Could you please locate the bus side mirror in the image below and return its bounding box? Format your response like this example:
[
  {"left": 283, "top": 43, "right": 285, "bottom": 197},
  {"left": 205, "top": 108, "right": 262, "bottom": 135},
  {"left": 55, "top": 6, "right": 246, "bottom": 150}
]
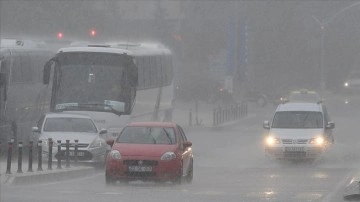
[{"left": 43, "top": 59, "right": 55, "bottom": 85}]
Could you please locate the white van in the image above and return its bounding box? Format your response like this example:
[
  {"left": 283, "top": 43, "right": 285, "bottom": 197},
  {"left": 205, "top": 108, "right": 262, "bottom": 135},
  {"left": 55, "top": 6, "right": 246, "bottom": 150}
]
[{"left": 263, "top": 102, "right": 335, "bottom": 160}]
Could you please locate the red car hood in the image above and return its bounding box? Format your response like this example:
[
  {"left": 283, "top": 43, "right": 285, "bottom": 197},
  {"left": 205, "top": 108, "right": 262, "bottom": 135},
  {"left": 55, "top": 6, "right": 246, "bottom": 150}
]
[{"left": 113, "top": 143, "right": 177, "bottom": 157}]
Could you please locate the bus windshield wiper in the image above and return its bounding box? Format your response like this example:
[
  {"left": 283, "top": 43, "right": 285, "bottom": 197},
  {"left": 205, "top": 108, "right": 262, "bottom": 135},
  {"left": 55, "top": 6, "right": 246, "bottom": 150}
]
[{"left": 79, "top": 103, "right": 122, "bottom": 115}]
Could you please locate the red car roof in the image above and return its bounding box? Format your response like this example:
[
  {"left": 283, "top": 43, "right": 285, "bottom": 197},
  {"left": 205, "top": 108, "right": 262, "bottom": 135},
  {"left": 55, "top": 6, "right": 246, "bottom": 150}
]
[{"left": 127, "top": 122, "right": 177, "bottom": 128}]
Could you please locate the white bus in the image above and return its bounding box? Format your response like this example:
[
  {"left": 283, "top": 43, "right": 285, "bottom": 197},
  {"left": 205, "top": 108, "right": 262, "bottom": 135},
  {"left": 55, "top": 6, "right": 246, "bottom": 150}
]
[
  {"left": 0, "top": 39, "right": 54, "bottom": 144},
  {"left": 43, "top": 42, "right": 174, "bottom": 138}
]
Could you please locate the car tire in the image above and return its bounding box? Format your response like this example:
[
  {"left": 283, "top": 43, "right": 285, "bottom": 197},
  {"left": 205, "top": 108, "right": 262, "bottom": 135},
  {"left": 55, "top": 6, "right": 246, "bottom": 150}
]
[
  {"left": 185, "top": 159, "right": 193, "bottom": 183},
  {"left": 105, "top": 173, "right": 115, "bottom": 185},
  {"left": 174, "top": 162, "right": 183, "bottom": 185}
]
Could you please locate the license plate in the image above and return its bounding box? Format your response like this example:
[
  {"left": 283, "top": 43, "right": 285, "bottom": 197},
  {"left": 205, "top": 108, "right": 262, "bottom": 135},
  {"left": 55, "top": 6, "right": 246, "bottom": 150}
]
[
  {"left": 285, "top": 147, "right": 304, "bottom": 152},
  {"left": 128, "top": 166, "right": 152, "bottom": 172},
  {"left": 68, "top": 151, "right": 85, "bottom": 156}
]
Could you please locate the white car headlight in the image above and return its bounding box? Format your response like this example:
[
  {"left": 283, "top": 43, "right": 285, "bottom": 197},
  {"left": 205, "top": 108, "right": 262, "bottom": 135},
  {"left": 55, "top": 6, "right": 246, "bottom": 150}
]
[
  {"left": 265, "top": 136, "right": 280, "bottom": 146},
  {"left": 160, "top": 152, "right": 176, "bottom": 161},
  {"left": 110, "top": 150, "right": 121, "bottom": 160},
  {"left": 41, "top": 139, "right": 58, "bottom": 147},
  {"left": 310, "top": 136, "right": 325, "bottom": 146},
  {"left": 89, "top": 137, "right": 105, "bottom": 149},
  {"left": 344, "top": 82, "right": 349, "bottom": 87}
]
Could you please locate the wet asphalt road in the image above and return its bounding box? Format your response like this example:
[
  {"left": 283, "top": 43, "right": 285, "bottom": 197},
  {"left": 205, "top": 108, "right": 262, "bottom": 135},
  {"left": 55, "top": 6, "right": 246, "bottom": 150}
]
[{"left": 2, "top": 94, "right": 360, "bottom": 202}]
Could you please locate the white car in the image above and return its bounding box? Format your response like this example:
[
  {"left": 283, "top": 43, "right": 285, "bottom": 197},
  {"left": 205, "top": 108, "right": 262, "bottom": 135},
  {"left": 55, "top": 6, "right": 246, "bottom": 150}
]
[
  {"left": 263, "top": 102, "right": 334, "bottom": 160},
  {"left": 287, "top": 89, "right": 322, "bottom": 103},
  {"left": 343, "top": 71, "right": 360, "bottom": 93},
  {"left": 32, "top": 113, "right": 110, "bottom": 164}
]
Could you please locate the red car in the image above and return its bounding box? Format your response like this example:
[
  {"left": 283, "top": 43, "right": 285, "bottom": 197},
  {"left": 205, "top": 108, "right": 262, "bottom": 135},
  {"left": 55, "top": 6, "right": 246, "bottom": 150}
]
[{"left": 105, "top": 122, "right": 193, "bottom": 184}]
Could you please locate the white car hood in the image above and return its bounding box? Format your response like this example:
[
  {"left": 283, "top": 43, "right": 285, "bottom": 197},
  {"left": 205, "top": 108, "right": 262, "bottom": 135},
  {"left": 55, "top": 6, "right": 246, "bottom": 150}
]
[
  {"left": 40, "top": 132, "right": 98, "bottom": 144},
  {"left": 269, "top": 128, "right": 323, "bottom": 139}
]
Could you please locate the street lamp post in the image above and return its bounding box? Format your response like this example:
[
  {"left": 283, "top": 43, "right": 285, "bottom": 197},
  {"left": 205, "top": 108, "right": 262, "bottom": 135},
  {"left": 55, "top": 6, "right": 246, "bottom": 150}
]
[
  {"left": 320, "top": 25, "right": 325, "bottom": 91},
  {"left": 312, "top": 2, "right": 360, "bottom": 92}
]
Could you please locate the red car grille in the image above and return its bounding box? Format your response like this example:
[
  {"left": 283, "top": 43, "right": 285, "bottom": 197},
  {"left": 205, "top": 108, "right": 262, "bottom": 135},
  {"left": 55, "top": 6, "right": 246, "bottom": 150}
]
[{"left": 123, "top": 160, "right": 158, "bottom": 166}]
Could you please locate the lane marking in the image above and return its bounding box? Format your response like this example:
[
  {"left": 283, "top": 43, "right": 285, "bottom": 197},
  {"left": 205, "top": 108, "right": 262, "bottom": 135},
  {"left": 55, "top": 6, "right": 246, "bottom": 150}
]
[{"left": 97, "top": 192, "right": 123, "bottom": 195}]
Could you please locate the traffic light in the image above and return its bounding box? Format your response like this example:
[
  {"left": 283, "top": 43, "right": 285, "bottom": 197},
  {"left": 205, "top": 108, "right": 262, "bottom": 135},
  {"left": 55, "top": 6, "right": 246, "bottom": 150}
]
[
  {"left": 57, "top": 32, "right": 63, "bottom": 39},
  {"left": 90, "top": 29, "right": 96, "bottom": 37}
]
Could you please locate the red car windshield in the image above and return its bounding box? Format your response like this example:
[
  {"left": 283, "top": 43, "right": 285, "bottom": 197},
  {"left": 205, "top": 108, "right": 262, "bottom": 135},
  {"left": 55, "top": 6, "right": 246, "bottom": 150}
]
[{"left": 117, "top": 126, "right": 177, "bottom": 145}]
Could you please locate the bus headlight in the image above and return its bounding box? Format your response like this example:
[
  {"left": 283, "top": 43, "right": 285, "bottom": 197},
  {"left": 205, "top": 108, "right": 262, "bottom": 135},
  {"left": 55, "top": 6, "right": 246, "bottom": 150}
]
[
  {"left": 265, "top": 136, "right": 280, "bottom": 146},
  {"left": 310, "top": 136, "right": 325, "bottom": 146}
]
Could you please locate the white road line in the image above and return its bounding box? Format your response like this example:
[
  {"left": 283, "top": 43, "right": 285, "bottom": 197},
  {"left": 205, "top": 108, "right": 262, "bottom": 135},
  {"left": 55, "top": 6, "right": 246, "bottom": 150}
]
[{"left": 97, "top": 192, "right": 123, "bottom": 195}]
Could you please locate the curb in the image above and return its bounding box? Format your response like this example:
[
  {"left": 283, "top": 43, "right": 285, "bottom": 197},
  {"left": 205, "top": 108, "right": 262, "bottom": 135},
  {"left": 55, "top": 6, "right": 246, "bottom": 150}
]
[
  {"left": 1, "top": 166, "right": 96, "bottom": 186},
  {"left": 343, "top": 170, "right": 360, "bottom": 200}
]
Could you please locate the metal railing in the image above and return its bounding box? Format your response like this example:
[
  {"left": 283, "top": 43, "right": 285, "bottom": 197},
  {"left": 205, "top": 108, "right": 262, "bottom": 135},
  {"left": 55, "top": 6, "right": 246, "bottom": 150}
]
[
  {"left": 213, "top": 102, "right": 248, "bottom": 126},
  {"left": 1, "top": 139, "right": 81, "bottom": 174}
]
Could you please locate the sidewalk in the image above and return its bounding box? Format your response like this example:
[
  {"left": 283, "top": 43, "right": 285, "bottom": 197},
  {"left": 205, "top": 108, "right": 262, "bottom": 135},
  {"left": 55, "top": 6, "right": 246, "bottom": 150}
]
[{"left": 0, "top": 157, "right": 96, "bottom": 185}]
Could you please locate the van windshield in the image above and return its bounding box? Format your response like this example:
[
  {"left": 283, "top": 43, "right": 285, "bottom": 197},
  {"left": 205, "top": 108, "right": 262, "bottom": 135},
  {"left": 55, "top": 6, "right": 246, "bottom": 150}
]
[{"left": 272, "top": 111, "right": 323, "bottom": 129}]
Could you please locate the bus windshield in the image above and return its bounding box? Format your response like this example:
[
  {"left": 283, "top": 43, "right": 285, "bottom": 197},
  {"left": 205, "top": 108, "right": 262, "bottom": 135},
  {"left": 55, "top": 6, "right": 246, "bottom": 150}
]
[{"left": 55, "top": 52, "right": 133, "bottom": 114}]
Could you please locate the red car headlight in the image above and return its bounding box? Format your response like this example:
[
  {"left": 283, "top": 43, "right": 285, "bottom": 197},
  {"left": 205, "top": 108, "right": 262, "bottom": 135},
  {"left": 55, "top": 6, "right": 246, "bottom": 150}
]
[
  {"left": 110, "top": 150, "right": 121, "bottom": 160},
  {"left": 160, "top": 152, "right": 176, "bottom": 161}
]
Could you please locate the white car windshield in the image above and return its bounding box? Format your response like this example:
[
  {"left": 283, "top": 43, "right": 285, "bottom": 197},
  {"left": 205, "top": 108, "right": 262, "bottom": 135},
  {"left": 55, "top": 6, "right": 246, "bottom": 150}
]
[
  {"left": 44, "top": 117, "right": 98, "bottom": 133},
  {"left": 272, "top": 111, "right": 323, "bottom": 129}
]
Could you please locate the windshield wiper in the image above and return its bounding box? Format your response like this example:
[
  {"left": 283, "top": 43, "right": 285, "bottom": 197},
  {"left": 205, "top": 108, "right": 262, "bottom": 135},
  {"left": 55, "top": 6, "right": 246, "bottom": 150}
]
[
  {"left": 162, "top": 128, "right": 173, "bottom": 144},
  {"left": 81, "top": 103, "right": 123, "bottom": 115}
]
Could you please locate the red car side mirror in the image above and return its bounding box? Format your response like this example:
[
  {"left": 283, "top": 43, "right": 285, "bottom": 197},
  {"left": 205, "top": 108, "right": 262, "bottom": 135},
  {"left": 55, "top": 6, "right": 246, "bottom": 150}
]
[
  {"left": 106, "top": 139, "right": 115, "bottom": 147},
  {"left": 183, "top": 141, "right": 192, "bottom": 148}
]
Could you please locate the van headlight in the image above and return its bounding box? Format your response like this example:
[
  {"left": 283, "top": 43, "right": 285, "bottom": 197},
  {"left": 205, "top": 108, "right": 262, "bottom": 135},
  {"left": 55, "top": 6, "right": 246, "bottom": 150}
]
[
  {"left": 310, "top": 136, "right": 325, "bottom": 146},
  {"left": 265, "top": 136, "right": 280, "bottom": 146}
]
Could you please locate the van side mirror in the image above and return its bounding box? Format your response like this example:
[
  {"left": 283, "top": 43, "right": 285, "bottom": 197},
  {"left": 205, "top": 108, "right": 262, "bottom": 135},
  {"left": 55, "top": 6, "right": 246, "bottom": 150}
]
[
  {"left": 263, "top": 121, "right": 270, "bottom": 129},
  {"left": 326, "top": 122, "right": 335, "bottom": 129}
]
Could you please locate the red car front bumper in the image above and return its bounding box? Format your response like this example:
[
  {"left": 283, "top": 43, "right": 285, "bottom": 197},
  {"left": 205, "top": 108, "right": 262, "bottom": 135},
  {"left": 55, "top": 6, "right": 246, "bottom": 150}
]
[{"left": 106, "top": 156, "right": 181, "bottom": 181}]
